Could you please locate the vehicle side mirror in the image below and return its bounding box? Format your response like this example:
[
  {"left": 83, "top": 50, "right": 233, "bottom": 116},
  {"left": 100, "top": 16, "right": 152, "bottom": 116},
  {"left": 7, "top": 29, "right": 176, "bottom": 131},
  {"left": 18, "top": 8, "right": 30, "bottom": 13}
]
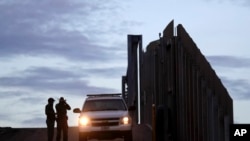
[
  {"left": 73, "top": 108, "right": 81, "bottom": 113},
  {"left": 128, "top": 106, "right": 136, "bottom": 111}
]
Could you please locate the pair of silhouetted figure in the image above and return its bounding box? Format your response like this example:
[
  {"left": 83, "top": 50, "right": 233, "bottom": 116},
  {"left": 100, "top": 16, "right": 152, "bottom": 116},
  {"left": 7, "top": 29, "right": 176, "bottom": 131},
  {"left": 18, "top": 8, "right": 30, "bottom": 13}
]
[{"left": 45, "top": 97, "right": 71, "bottom": 141}]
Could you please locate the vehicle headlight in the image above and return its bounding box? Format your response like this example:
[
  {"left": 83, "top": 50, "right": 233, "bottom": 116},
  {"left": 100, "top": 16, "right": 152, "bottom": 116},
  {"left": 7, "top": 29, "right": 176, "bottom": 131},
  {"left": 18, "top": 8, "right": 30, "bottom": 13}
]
[
  {"left": 79, "top": 116, "right": 90, "bottom": 126},
  {"left": 120, "top": 116, "right": 131, "bottom": 125}
]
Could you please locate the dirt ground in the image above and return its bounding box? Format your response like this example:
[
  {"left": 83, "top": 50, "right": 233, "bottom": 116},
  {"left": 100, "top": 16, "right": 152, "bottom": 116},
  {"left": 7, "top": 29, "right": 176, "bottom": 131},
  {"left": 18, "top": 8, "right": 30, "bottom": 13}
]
[{"left": 0, "top": 124, "right": 151, "bottom": 141}]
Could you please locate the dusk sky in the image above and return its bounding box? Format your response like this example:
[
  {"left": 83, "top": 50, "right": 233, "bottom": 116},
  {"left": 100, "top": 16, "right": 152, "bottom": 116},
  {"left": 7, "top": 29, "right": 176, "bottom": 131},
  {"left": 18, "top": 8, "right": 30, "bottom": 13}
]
[{"left": 0, "top": 0, "right": 250, "bottom": 127}]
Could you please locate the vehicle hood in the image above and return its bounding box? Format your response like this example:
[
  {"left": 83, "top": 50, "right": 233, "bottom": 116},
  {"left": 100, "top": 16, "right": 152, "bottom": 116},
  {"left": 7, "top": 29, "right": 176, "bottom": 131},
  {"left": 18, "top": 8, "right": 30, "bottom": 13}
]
[{"left": 80, "top": 110, "right": 129, "bottom": 119}]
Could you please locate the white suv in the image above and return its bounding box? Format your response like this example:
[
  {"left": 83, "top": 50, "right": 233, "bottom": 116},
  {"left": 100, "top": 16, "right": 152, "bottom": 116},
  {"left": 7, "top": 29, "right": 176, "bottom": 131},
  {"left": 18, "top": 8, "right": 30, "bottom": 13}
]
[{"left": 73, "top": 94, "right": 133, "bottom": 141}]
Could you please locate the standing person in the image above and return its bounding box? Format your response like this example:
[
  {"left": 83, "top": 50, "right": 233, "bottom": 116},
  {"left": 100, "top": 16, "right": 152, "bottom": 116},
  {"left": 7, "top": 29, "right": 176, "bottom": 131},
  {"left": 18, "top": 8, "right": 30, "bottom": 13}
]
[
  {"left": 56, "top": 97, "right": 71, "bottom": 141},
  {"left": 45, "top": 97, "right": 56, "bottom": 141}
]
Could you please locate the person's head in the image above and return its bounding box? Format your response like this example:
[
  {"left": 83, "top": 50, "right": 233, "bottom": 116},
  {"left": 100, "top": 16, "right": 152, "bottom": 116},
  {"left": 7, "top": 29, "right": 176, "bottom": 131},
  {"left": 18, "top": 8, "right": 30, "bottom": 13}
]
[
  {"left": 59, "top": 97, "right": 66, "bottom": 103},
  {"left": 48, "top": 97, "right": 55, "bottom": 104}
]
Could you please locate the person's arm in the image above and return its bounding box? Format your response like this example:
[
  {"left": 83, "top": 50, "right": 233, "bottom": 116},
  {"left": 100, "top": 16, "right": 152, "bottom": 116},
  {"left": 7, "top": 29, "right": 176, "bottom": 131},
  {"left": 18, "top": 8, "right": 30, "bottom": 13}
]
[
  {"left": 45, "top": 105, "right": 52, "bottom": 115},
  {"left": 45, "top": 105, "right": 48, "bottom": 115},
  {"left": 65, "top": 102, "right": 71, "bottom": 110}
]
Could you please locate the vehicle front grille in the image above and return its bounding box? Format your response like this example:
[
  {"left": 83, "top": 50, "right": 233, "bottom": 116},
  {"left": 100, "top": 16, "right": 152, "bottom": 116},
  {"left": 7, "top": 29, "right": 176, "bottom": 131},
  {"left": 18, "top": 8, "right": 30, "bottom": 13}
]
[
  {"left": 91, "top": 118, "right": 120, "bottom": 127},
  {"left": 92, "top": 117, "right": 119, "bottom": 121},
  {"left": 92, "top": 122, "right": 119, "bottom": 126}
]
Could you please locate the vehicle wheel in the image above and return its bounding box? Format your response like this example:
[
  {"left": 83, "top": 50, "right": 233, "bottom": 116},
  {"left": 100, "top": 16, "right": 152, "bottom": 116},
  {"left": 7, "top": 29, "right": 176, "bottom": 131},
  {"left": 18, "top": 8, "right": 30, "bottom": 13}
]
[
  {"left": 79, "top": 133, "right": 87, "bottom": 141},
  {"left": 124, "top": 131, "right": 133, "bottom": 141}
]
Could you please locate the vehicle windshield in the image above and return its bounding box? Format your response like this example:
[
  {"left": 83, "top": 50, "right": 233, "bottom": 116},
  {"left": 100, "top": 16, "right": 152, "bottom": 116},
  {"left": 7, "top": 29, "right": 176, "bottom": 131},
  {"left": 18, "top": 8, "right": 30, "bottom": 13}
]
[{"left": 82, "top": 99, "right": 127, "bottom": 112}]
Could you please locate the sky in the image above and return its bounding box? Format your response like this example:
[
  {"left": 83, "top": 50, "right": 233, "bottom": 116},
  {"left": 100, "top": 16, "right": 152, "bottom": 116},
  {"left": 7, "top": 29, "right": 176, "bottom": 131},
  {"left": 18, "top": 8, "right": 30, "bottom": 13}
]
[{"left": 0, "top": 0, "right": 250, "bottom": 128}]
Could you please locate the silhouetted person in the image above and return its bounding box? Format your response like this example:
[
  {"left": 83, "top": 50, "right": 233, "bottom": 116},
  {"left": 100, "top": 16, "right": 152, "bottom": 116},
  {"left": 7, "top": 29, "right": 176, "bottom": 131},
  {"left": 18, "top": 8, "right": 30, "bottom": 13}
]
[
  {"left": 45, "top": 98, "right": 56, "bottom": 141},
  {"left": 56, "top": 97, "right": 71, "bottom": 141}
]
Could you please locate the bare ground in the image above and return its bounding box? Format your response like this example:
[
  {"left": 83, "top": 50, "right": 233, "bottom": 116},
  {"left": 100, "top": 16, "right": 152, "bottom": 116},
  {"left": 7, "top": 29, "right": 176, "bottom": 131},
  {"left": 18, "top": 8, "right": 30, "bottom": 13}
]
[{"left": 0, "top": 124, "right": 151, "bottom": 141}]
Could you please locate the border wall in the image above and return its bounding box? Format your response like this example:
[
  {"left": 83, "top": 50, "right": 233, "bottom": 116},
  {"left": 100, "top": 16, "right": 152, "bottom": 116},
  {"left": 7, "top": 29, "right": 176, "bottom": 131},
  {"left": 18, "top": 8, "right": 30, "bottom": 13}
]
[{"left": 122, "top": 20, "right": 233, "bottom": 141}]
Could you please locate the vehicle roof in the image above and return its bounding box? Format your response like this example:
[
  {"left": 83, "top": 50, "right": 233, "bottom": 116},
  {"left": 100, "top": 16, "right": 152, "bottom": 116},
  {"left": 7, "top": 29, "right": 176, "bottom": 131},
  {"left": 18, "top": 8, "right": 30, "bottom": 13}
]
[
  {"left": 85, "top": 94, "right": 123, "bottom": 101},
  {"left": 86, "top": 96, "right": 123, "bottom": 100}
]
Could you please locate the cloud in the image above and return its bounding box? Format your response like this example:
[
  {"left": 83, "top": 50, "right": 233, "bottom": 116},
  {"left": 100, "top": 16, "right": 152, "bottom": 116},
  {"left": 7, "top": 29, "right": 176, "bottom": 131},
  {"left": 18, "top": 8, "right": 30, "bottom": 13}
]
[
  {"left": 0, "top": 0, "right": 135, "bottom": 128},
  {"left": 22, "top": 117, "right": 45, "bottom": 127},
  {"left": 0, "top": 0, "right": 129, "bottom": 62},
  {"left": 203, "top": 0, "right": 250, "bottom": 7},
  {"left": 0, "top": 1, "right": 130, "bottom": 103},
  {"left": 206, "top": 55, "right": 250, "bottom": 68},
  {"left": 205, "top": 56, "right": 250, "bottom": 100},
  {"left": 231, "top": 0, "right": 250, "bottom": 6},
  {"left": 0, "top": 92, "right": 46, "bottom": 127},
  {"left": 220, "top": 77, "right": 250, "bottom": 100},
  {"left": 0, "top": 65, "right": 123, "bottom": 128},
  {"left": 0, "top": 67, "right": 118, "bottom": 95},
  {"left": 83, "top": 67, "right": 126, "bottom": 78}
]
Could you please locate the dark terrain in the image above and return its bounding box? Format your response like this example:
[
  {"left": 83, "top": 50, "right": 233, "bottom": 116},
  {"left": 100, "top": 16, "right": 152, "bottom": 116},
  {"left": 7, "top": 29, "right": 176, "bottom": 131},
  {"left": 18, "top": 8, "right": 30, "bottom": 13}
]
[{"left": 0, "top": 124, "right": 151, "bottom": 141}]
